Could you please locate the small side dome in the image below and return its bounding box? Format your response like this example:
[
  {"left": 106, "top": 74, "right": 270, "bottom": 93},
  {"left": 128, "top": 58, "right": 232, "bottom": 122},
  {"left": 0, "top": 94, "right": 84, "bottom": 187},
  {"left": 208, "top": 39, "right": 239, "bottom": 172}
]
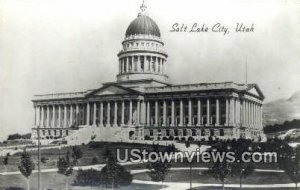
[{"left": 125, "top": 15, "right": 161, "bottom": 37}]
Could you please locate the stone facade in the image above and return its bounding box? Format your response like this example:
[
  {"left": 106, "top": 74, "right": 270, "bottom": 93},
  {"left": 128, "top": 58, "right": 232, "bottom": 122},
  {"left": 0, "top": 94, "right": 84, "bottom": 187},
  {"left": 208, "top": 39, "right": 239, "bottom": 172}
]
[{"left": 31, "top": 2, "right": 265, "bottom": 143}]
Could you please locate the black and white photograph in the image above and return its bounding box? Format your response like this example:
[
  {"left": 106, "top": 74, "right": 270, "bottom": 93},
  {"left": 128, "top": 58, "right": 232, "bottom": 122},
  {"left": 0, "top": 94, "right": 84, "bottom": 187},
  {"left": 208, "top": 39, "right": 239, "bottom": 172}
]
[{"left": 0, "top": 0, "right": 300, "bottom": 189}]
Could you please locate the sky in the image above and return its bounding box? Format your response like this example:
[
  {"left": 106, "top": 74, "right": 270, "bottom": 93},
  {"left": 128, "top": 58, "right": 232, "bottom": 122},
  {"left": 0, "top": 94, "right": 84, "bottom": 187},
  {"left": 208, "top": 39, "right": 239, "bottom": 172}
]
[{"left": 0, "top": 0, "right": 299, "bottom": 141}]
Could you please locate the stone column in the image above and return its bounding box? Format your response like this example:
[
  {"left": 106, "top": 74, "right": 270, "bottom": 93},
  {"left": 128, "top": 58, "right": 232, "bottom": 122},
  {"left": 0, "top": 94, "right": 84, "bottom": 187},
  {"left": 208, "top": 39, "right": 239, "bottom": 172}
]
[
  {"left": 248, "top": 102, "right": 251, "bottom": 127},
  {"left": 136, "top": 100, "right": 140, "bottom": 125},
  {"left": 162, "top": 59, "right": 164, "bottom": 74},
  {"left": 52, "top": 105, "right": 55, "bottom": 128},
  {"left": 46, "top": 105, "right": 50, "bottom": 127},
  {"left": 129, "top": 100, "right": 132, "bottom": 125},
  {"left": 179, "top": 100, "right": 183, "bottom": 126},
  {"left": 163, "top": 100, "right": 167, "bottom": 126},
  {"left": 114, "top": 101, "right": 118, "bottom": 126},
  {"left": 34, "top": 106, "right": 37, "bottom": 126},
  {"left": 137, "top": 56, "right": 140, "bottom": 72},
  {"left": 64, "top": 105, "right": 67, "bottom": 128},
  {"left": 146, "top": 101, "right": 150, "bottom": 125},
  {"left": 256, "top": 104, "right": 259, "bottom": 128},
  {"left": 36, "top": 106, "right": 40, "bottom": 127},
  {"left": 253, "top": 103, "right": 256, "bottom": 127},
  {"left": 188, "top": 99, "right": 192, "bottom": 126},
  {"left": 171, "top": 100, "right": 175, "bottom": 126},
  {"left": 256, "top": 103, "right": 258, "bottom": 127},
  {"left": 141, "top": 101, "right": 146, "bottom": 124},
  {"left": 93, "top": 102, "right": 97, "bottom": 125},
  {"left": 70, "top": 105, "right": 73, "bottom": 127},
  {"left": 225, "top": 98, "right": 229, "bottom": 125},
  {"left": 155, "top": 100, "right": 158, "bottom": 126},
  {"left": 255, "top": 103, "right": 257, "bottom": 127},
  {"left": 229, "top": 98, "right": 235, "bottom": 125},
  {"left": 216, "top": 99, "right": 220, "bottom": 125},
  {"left": 107, "top": 102, "right": 111, "bottom": 126},
  {"left": 41, "top": 106, "right": 44, "bottom": 127},
  {"left": 126, "top": 57, "right": 129, "bottom": 72},
  {"left": 76, "top": 104, "right": 79, "bottom": 126},
  {"left": 249, "top": 102, "right": 252, "bottom": 127},
  {"left": 58, "top": 105, "right": 61, "bottom": 128},
  {"left": 197, "top": 99, "right": 201, "bottom": 126},
  {"left": 242, "top": 100, "right": 245, "bottom": 126},
  {"left": 121, "top": 101, "right": 125, "bottom": 125},
  {"left": 246, "top": 100, "right": 249, "bottom": 127},
  {"left": 250, "top": 101, "right": 253, "bottom": 127},
  {"left": 100, "top": 102, "right": 103, "bottom": 126},
  {"left": 86, "top": 102, "right": 90, "bottom": 125},
  {"left": 260, "top": 105, "right": 263, "bottom": 129},
  {"left": 252, "top": 102, "right": 255, "bottom": 127},
  {"left": 206, "top": 99, "right": 210, "bottom": 125},
  {"left": 237, "top": 99, "right": 240, "bottom": 124}
]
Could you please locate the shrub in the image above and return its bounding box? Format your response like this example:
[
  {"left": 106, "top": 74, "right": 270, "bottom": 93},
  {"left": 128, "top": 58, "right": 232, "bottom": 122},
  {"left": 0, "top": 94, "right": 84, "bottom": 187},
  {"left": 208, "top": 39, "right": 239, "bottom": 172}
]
[
  {"left": 91, "top": 156, "right": 99, "bottom": 165},
  {"left": 41, "top": 157, "right": 48, "bottom": 164},
  {"left": 185, "top": 141, "right": 190, "bottom": 148},
  {"left": 74, "top": 169, "right": 102, "bottom": 186}
]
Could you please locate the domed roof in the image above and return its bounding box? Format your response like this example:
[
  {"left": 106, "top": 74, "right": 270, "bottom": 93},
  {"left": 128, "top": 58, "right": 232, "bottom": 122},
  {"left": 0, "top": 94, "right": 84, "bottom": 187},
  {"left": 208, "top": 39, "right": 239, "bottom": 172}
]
[{"left": 125, "top": 15, "right": 161, "bottom": 37}]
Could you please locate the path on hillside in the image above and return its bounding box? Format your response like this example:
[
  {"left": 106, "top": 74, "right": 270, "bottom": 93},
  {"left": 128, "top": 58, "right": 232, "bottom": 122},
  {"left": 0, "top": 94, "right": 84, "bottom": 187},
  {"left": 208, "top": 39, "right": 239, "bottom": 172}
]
[{"left": 0, "top": 165, "right": 285, "bottom": 176}]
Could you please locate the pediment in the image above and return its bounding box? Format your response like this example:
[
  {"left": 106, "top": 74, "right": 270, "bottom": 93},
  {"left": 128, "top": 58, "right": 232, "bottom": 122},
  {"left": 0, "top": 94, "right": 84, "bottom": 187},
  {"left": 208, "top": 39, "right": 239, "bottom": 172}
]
[
  {"left": 246, "top": 84, "right": 265, "bottom": 99},
  {"left": 248, "top": 87, "right": 260, "bottom": 97},
  {"left": 86, "top": 84, "right": 139, "bottom": 97}
]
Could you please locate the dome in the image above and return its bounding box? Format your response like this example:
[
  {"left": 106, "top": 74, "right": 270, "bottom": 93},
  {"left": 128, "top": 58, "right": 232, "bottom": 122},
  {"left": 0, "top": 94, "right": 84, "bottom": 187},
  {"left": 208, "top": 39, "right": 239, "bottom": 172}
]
[{"left": 125, "top": 15, "right": 161, "bottom": 37}]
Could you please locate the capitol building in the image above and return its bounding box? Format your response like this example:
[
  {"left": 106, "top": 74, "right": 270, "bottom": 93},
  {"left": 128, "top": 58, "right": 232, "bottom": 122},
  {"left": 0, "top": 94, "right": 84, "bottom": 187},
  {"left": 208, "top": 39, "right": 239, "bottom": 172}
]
[{"left": 32, "top": 2, "right": 264, "bottom": 144}]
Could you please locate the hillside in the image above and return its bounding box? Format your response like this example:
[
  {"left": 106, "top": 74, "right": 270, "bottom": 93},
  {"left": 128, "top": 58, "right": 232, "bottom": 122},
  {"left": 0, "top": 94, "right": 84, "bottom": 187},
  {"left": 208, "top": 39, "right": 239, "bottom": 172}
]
[{"left": 263, "top": 91, "right": 300, "bottom": 126}]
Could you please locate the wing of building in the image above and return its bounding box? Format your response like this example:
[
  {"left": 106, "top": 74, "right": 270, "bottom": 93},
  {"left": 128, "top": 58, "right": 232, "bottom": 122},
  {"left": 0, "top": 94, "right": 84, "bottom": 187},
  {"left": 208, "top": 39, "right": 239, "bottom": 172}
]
[{"left": 31, "top": 2, "right": 265, "bottom": 145}]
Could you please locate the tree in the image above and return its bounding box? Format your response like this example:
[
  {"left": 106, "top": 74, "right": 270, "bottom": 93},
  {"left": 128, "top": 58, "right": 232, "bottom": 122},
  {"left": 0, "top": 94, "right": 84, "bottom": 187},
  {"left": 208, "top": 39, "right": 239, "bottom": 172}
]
[
  {"left": 147, "top": 158, "right": 171, "bottom": 184},
  {"left": 57, "top": 151, "right": 73, "bottom": 190},
  {"left": 3, "top": 153, "right": 9, "bottom": 173},
  {"left": 18, "top": 150, "right": 35, "bottom": 190},
  {"left": 206, "top": 160, "right": 231, "bottom": 190},
  {"left": 100, "top": 149, "right": 132, "bottom": 189},
  {"left": 281, "top": 146, "right": 300, "bottom": 189},
  {"left": 204, "top": 141, "right": 232, "bottom": 190},
  {"left": 71, "top": 146, "right": 83, "bottom": 166},
  {"left": 230, "top": 139, "right": 255, "bottom": 189}
]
